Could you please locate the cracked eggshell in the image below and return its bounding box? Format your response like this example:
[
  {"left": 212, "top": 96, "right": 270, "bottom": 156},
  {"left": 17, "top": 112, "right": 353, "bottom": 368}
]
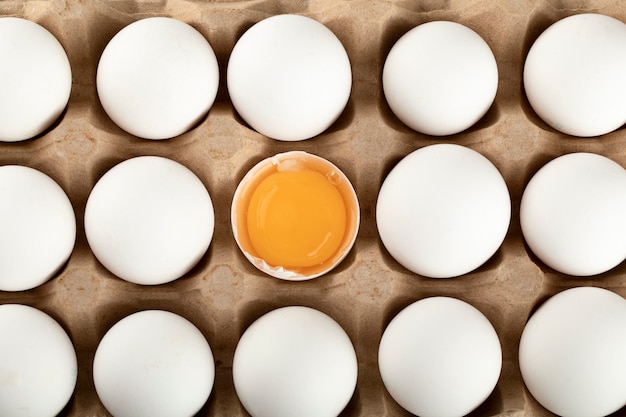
[{"left": 231, "top": 151, "right": 359, "bottom": 280}]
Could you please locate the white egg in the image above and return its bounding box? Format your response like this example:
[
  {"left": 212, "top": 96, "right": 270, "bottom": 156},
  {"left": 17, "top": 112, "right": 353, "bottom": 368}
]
[
  {"left": 520, "top": 153, "right": 626, "bottom": 276},
  {"left": 227, "top": 14, "right": 352, "bottom": 141},
  {"left": 84, "top": 156, "right": 214, "bottom": 285},
  {"left": 0, "top": 304, "right": 77, "bottom": 417},
  {"left": 0, "top": 165, "right": 76, "bottom": 291},
  {"left": 93, "top": 310, "right": 215, "bottom": 417},
  {"left": 0, "top": 17, "right": 72, "bottom": 142},
  {"left": 376, "top": 144, "right": 511, "bottom": 278},
  {"left": 519, "top": 287, "right": 626, "bottom": 417},
  {"left": 523, "top": 13, "right": 626, "bottom": 137},
  {"left": 233, "top": 306, "right": 358, "bottom": 417},
  {"left": 379, "top": 297, "right": 502, "bottom": 417},
  {"left": 383, "top": 20, "right": 498, "bottom": 136},
  {"left": 97, "top": 17, "right": 219, "bottom": 140}
]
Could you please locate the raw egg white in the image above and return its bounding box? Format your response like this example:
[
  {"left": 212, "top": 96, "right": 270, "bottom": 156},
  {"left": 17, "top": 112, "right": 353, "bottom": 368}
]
[
  {"left": 376, "top": 144, "right": 510, "bottom": 278},
  {"left": 97, "top": 17, "right": 219, "bottom": 140},
  {"left": 231, "top": 151, "right": 359, "bottom": 280},
  {"left": 0, "top": 165, "right": 76, "bottom": 291},
  {"left": 0, "top": 304, "right": 77, "bottom": 417},
  {"left": 0, "top": 17, "right": 72, "bottom": 142},
  {"left": 227, "top": 14, "right": 352, "bottom": 141},
  {"left": 233, "top": 306, "right": 357, "bottom": 417},
  {"left": 379, "top": 297, "right": 502, "bottom": 417},
  {"left": 524, "top": 13, "right": 626, "bottom": 137},
  {"left": 383, "top": 21, "right": 498, "bottom": 136},
  {"left": 84, "top": 156, "right": 214, "bottom": 285},
  {"left": 519, "top": 287, "right": 626, "bottom": 417},
  {"left": 93, "top": 310, "right": 215, "bottom": 417},
  {"left": 520, "top": 153, "right": 626, "bottom": 276}
]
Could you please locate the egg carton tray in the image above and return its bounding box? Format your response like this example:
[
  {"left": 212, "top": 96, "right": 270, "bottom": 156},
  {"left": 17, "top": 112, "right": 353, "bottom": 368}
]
[{"left": 1, "top": 0, "right": 626, "bottom": 416}]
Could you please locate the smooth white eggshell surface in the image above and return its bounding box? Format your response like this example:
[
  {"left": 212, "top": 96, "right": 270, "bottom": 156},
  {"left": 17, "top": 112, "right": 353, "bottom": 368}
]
[
  {"left": 0, "top": 304, "right": 77, "bottom": 417},
  {"left": 376, "top": 144, "right": 511, "bottom": 278},
  {"left": 383, "top": 20, "right": 498, "bottom": 136},
  {"left": 97, "top": 17, "right": 219, "bottom": 140},
  {"left": 523, "top": 13, "right": 626, "bottom": 137},
  {"left": 84, "top": 156, "right": 214, "bottom": 285},
  {"left": 519, "top": 287, "right": 626, "bottom": 417},
  {"left": 379, "top": 297, "right": 502, "bottom": 417},
  {"left": 520, "top": 153, "right": 626, "bottom": 276},
  {"left": 227, "top": 14, "right": 352, "bottom": 141},
  {"left": 93, "top": 310, "right": 215, "bottom": 417},
  {"left": 0, "top": 165, "right": 76, "bottom": 291},
  {"left": 0, "top": 17, "right": 72, "bottom": 142},
  {"left": 233, "top": 306, "right": 358, "bottom": 417}
]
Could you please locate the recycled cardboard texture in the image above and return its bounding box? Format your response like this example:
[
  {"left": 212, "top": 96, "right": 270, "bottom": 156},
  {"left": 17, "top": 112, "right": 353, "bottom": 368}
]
[{"left": 1, "top": 0, "right": 625, "bottom": 416}]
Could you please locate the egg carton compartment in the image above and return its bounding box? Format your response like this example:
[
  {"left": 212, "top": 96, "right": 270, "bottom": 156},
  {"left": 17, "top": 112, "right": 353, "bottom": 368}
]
[{"left": 1, "top": 0, "right": 626, "bottom": 416}]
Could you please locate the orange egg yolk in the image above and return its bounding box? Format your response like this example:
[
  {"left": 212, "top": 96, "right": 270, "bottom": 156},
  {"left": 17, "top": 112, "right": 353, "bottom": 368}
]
[{"left": 246, "top": 169, "right": 347, "bottom": 269}]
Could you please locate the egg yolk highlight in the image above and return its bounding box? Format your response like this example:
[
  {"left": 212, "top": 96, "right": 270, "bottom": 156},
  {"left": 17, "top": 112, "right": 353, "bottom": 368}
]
[{"left": 246, "top": 169, "right": 347, "bottom": 269}]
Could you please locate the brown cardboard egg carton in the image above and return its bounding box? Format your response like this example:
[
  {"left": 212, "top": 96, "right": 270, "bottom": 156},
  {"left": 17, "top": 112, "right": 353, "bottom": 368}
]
[{"left": 1, "top": 1, "right": 625, "bottom": 416}]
